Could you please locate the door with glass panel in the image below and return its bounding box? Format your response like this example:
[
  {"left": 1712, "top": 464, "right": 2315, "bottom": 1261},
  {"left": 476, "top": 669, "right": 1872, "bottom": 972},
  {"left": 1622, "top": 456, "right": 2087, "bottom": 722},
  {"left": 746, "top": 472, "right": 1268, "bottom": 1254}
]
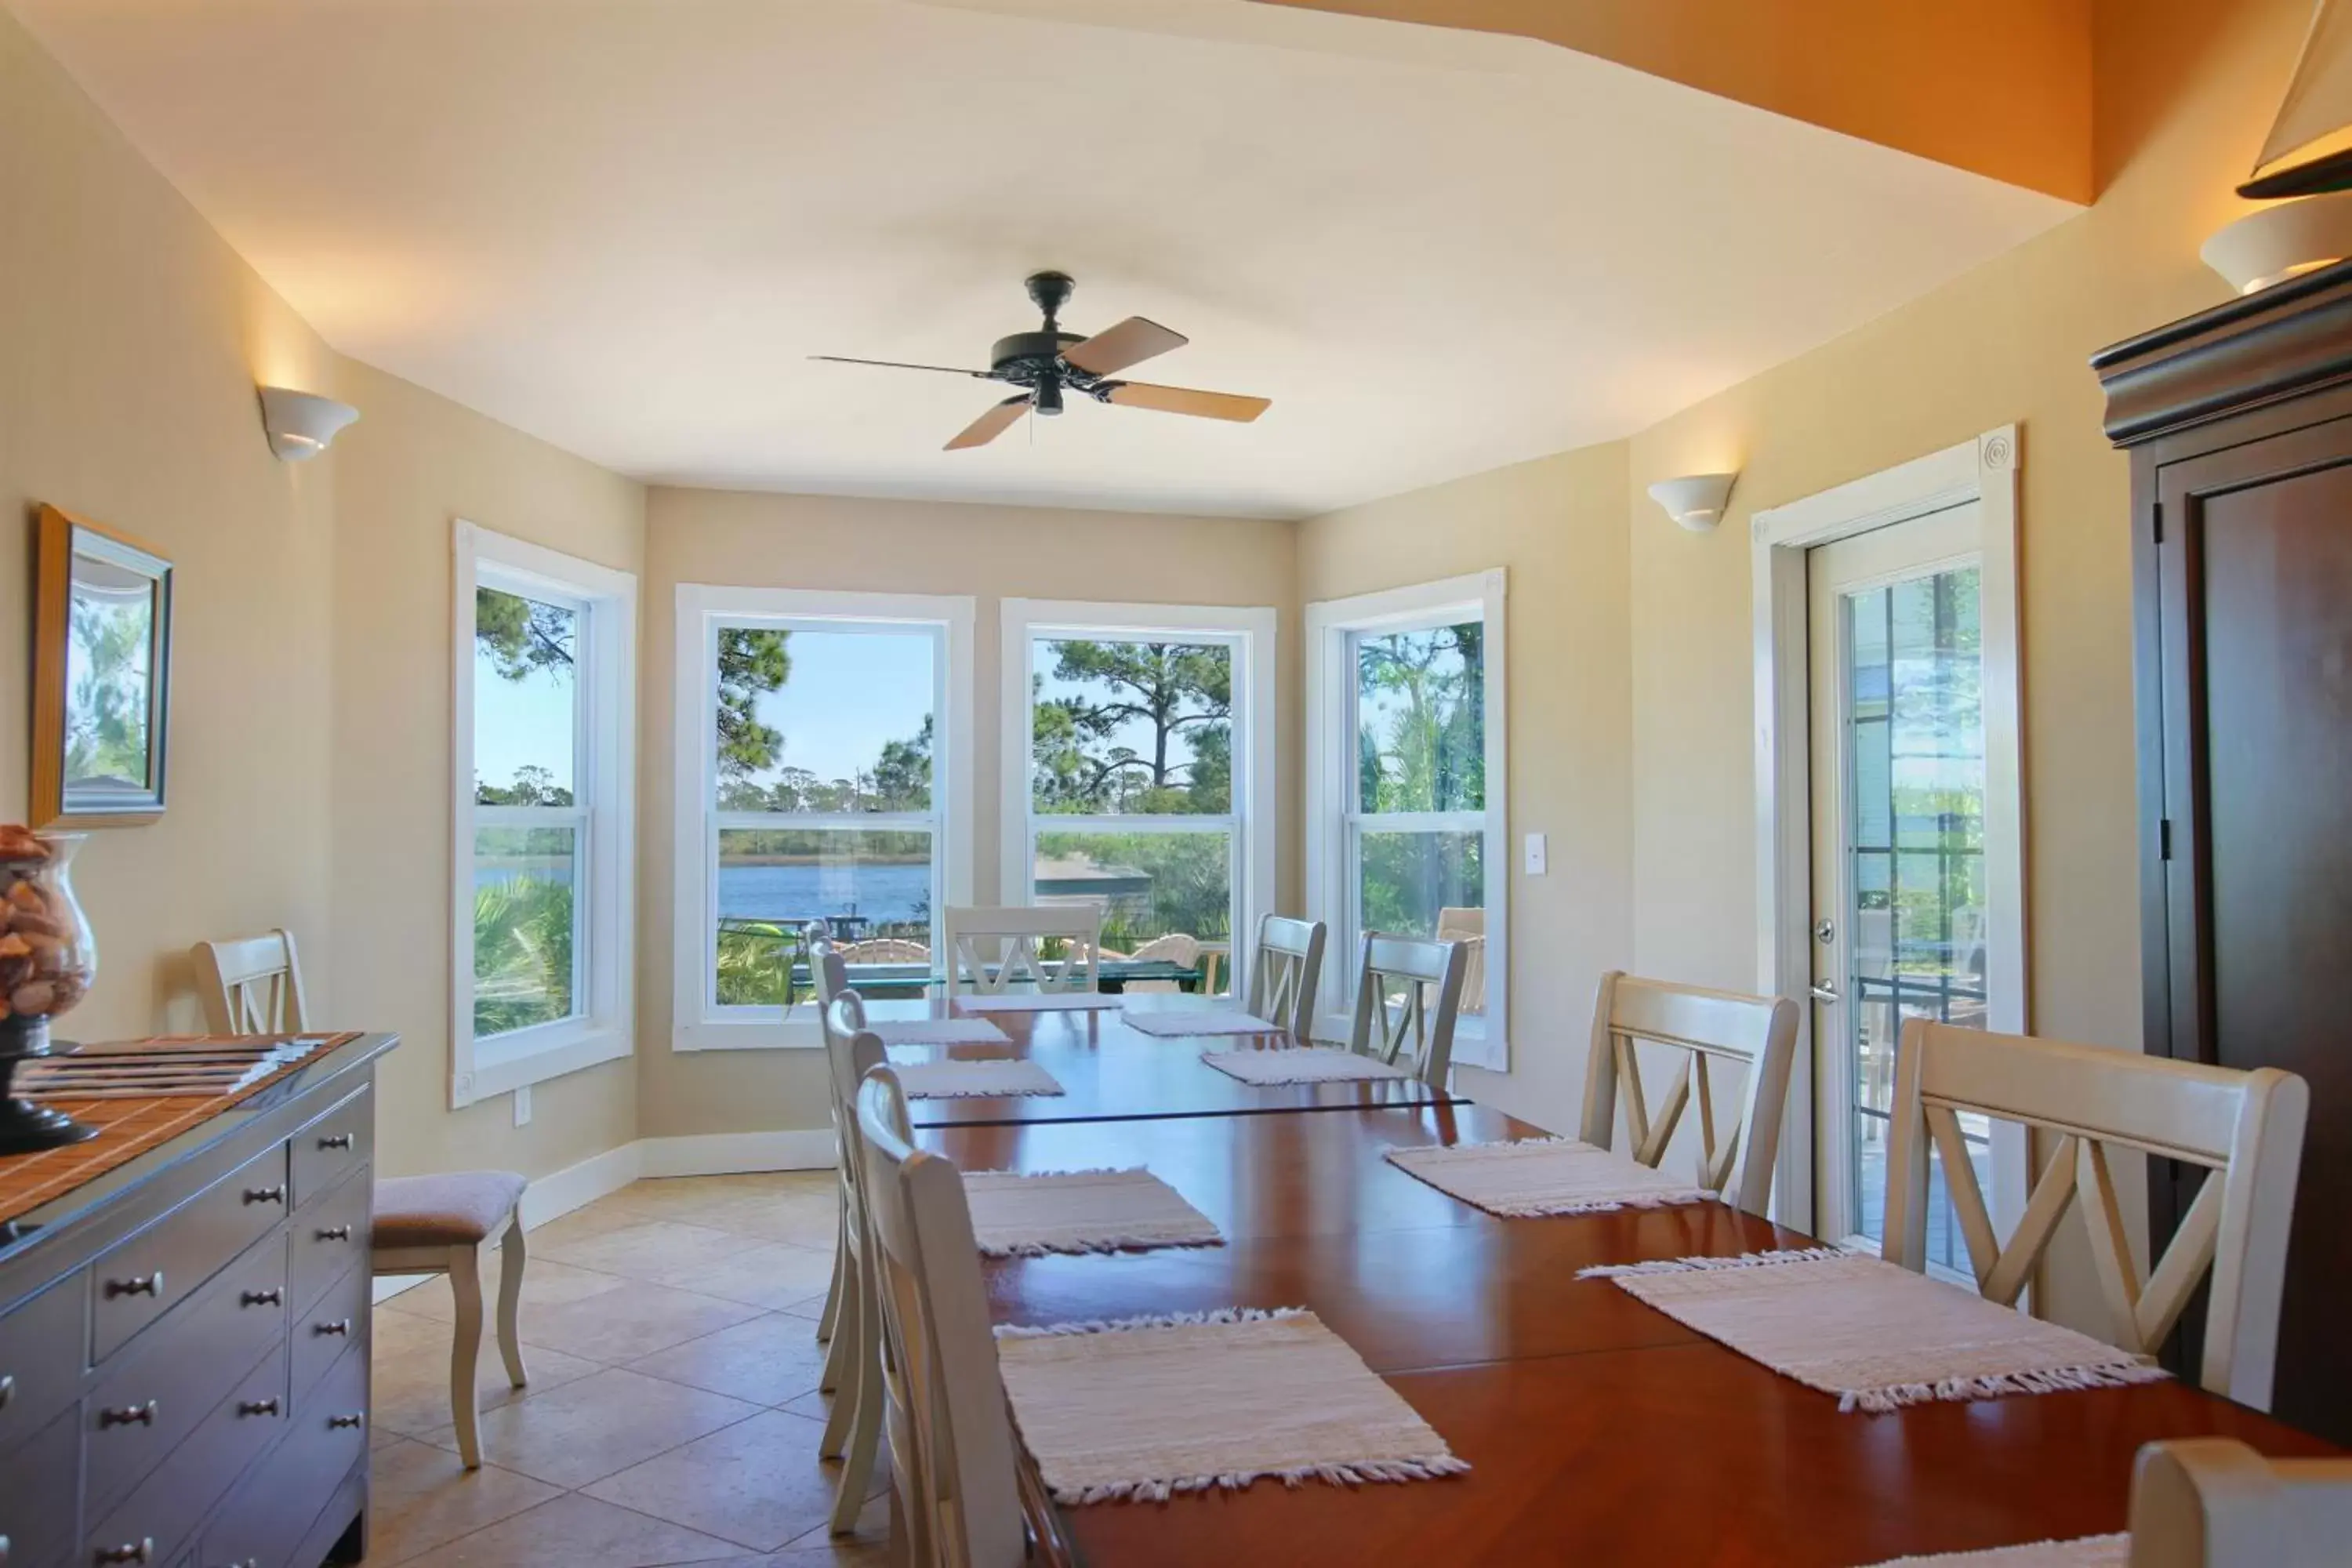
[{"left": 1806, "top": 505, "right": 1989, "bottom": 1258}]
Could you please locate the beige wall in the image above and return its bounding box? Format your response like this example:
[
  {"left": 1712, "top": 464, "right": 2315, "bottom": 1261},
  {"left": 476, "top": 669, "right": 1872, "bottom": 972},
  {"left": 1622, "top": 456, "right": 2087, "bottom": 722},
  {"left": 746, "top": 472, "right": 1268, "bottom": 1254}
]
[
  {"left": 1297, "top": 445, "right": 1632, "bottom": 1133},
  {"left": 637, "top": 486, "right": 1300, "bottom": 1138}
]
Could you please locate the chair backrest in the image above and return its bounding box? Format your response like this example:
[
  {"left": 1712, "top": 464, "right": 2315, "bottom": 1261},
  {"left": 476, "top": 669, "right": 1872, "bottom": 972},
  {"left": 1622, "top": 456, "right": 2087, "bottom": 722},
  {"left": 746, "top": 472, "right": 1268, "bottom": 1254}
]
[
  {"left": 1578, "top": 971, "right": 1800, "bottom": 1219},
  {"left": 191, "top": 929, "right": 310, "bottom": 1033},
  {"left": 2129, "top": 1438, "right": 2352, "bottom": 1567},
  {"left": 1245, "top": 915, "right": 1326, "bottom": 1039},
  {"left": 1436, "top": 907, "right": 1487, "bottom": 1016},
  {"left": 1127, "top": 932, "right": 1200, "bottom": 967},
  {"left": 942, "top": 905, "right": 1102, "bottom": 996},
  {"left": 1345, "top": 933, "right": 1465, "bottom": 1087},
  {"left": 856, "top": 1069, "right": 1029, "bottom": 1568},
  {"left": 839, "top": 938, "right": 934, "bottom": 964},
  {"left": 821, "top": 990, "right": 884, "bottom": 1181},
  {"left": 1882, "top": 1018, "right": 2309, "bottom": 1410}
]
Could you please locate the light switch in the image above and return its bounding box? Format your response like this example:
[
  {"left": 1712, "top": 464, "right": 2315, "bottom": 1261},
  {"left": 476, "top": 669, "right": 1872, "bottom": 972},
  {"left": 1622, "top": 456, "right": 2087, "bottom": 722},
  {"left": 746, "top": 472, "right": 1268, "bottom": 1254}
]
[
  {"left": 1523, "top": 833, "right": 1548, "bottom": 876},
  {"left": 514, "top": 1084, "right": 532, "bottom": 1127}
]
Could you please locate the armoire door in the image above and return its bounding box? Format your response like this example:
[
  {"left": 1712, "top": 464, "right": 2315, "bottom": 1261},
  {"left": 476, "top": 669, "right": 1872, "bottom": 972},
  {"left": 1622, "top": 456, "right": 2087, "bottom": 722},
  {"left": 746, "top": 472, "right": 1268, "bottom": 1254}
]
[{"left": 2153, "top": 413, "right": 2352, "bottom": 1443}]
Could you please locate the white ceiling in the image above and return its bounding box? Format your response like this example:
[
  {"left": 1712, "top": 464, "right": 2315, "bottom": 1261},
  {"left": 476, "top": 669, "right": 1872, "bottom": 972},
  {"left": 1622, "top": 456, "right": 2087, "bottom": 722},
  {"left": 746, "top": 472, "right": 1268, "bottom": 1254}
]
[{"left": 13, "top": 0, "right": 2078, "bottom": 519}]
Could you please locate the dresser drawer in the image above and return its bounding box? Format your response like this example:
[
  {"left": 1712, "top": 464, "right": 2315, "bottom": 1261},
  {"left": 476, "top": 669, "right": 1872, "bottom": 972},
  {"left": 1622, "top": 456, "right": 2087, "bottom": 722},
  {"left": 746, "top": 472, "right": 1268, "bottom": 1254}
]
[
  {"left": 289, "top": 1262, "right": 367, "bottom": 1410},
  {"left": 0, "top": 1403, "right": 81, "bottom": 1568},
  {"left": 83, "top": 1235, "right": 287, "bottom": 1523},
  {"left": 82, "top": 1341, "right": 287, "bottom": 1568},
  {"left": 0, "top": 1270, "right": 86, "bottom": 1452},
  {"left": 289, "top": 1170, "right": 368, "bottom": 1319},
  {"left": 203, "top": 1343, "right": 367, "bottom": 1568},
  {"left": 90, "top": 1145, "right": 290, "bottom": 1363},
  {"left": 289, "top": 1085, "right": 370, "bottom": 1209}
]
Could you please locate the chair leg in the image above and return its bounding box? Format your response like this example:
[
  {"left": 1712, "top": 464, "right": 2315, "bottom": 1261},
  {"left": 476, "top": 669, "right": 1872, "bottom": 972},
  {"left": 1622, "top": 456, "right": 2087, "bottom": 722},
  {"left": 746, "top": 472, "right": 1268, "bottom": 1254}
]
[
  {"left": 815, "top": 1195, "right": 848, "bottom": 1345},
  {"left": 818, "top": 1245, "right": 861, "bottom": 1461},
  {"left": 447, "top": 1243, "right": 486, "bottom": 1470},
  {"left": 829, "top": 1249, "right": 884, "bottom": 1534},
  {"left": 495, "top": 1218, "right": 530, "bottom": 1388}
]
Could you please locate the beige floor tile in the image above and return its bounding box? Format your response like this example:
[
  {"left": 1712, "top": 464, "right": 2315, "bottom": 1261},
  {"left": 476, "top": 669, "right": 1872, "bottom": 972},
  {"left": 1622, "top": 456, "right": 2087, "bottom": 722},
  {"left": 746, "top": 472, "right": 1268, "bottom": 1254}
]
[
  {"left": 372, "top": 1308, "right": 603, "bottom": 1436},
  {"left": 533, "top": 1216, "right": 753, "bottom": 1275},
  {"left": 673, "top": 1240, "right": 840, "bottom": 1309},
  {"left": 362, "top": 1435, "right": 564, "bottom": 1566},
  {"left": 775, "top": 1490, "right": 898, "bottom": 1562},
  {"left": 684, "top": 1192, "right": 844, "bottom": 1249},
  {"left": 507, "top": 1276, "right": 766, "bottom": 1363},
  {"left": 385, "top": 1491, "right": 747, "bottom": 1568},
  {"left": 776, "top": 1291, "right": 833, "bottom": 1324},
  {"left": 626, "top": 1312, "right": 832, "bottom": 1406},
  {"left": 775, "top": 1388, "right": 829, "bottom": 1425},
  {"left": 582, "top": 1408, "right": 843, "bottom": 1551},
  {"left": 386, "top": 1259, "right": 631, "bottom": 1327},
  {"left": 529, "top": 1215, "right": 838, "bottom": 1310},
  {"left": 524, "top": 1201, "right": 664, "bottom": 1251},
  {"left": 415, "top": 1366, "right": 760, "bottom": 1489}
]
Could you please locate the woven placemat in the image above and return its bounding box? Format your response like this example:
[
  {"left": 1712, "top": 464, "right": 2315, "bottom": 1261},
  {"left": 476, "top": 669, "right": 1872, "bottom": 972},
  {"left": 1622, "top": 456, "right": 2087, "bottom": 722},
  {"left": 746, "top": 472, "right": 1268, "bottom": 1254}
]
[
  {"left": 893, "top": 1058, "right": 1065, "bottom": 1099},
  {"left": 872, "top": 1017, "right": 1012, "bottom": 1046},
  {"left": 1865, "top": 1537, "right": 2128, "bottom": 1566},
  {"left": 1385, "top": 1138, "right": 1712, "bottom": 1217},
  {"left": 1120, "top": 1007, "right": 1287, "bottom": 1039},
  {"left": 964, "top": 1167, "right": 1221, "bottom": 1257},
  {"left": 995, "top": 1307, "right": 1468, "bottom": 1503},
  {"left": 1581, "top": 1247, "right": 2167, "bottom": 1413},
  {"left": 1200, "top": 1046, "right": 1412, "bottom": 1085}
]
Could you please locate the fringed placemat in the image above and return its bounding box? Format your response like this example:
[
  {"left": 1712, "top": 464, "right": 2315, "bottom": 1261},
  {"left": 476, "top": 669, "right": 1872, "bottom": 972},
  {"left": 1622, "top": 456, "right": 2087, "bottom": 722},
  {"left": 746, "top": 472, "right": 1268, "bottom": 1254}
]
[
  {"left": 1200, "top": 1047, "right": 1413, "bottom": 1085},
  {"left": 893, "top": 1058, "right": 1065, "bottom": 1100},
  {"left": 1864, "top": 1536, "right": 2129, "bottom": 1566},
  {"left": 1384, "top": 1138, "right": 1712, "bottom": 1217},
  {"left": 953, "top": 992, "right": 1121, "bottom": 1013},
  {"left": 964, "top": 1167, "right": 1222, "bottom": 1258},
  {"left": 872, "top": 1017, "right": 1012, "bottom": 1046},
  {"left": 994, "top": 1307, "right": 1468, "bottom": 1504},
  {"left": 1120, "top": 1007, "right": 1287, "bottom": 1039},
  {"left": 1581, "top": 1248, "right": 2168, "bottom": 1414}
]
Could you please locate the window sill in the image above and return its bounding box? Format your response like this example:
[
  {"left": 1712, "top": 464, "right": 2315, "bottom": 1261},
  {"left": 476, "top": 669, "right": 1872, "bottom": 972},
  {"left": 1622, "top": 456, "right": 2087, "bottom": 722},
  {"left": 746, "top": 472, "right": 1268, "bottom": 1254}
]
[
  {"left": 455, "top": 1021, "right": 633, "bottom": 1106},
  {"left": 673, "top": 997, "right": 939, "bottom": 1053}
]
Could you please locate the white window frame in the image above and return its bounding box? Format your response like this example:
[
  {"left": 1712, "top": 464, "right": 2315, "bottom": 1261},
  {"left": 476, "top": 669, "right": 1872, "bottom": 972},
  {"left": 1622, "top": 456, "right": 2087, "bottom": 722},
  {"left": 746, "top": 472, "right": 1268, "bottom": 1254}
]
[
  {"left": 673, "top": 583, "right": 975, "bottom": 1051},
  {"left": 1750, "top": 424, "right": 2027, "bottom": 1247},
  {"left": 450, "top": 521, "right": 637, "bottom": 1108},
  {"left": 1304, "top": 569, "right": 1508, "bottom": 1068},
  {"left": 999, "top": 601, "right": 1278, "bottom": 992}
]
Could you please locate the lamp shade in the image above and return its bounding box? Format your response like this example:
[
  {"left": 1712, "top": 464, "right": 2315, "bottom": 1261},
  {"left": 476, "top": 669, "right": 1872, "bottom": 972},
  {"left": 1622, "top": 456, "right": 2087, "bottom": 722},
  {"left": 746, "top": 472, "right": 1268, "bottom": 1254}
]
[
  {"left": 1647, "top": 472, "right": 1739, "bottom": 532},
  {"left": 258, "top": 386, "right": 360, "bottom": 461},
  {"left": 2201, "top": 191, "right": 2352, "bottom": 293}
]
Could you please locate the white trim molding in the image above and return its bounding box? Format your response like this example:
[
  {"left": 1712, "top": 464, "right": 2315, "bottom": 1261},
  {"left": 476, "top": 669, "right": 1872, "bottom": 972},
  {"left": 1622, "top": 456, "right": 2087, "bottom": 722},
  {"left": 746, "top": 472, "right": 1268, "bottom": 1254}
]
[
  {"left": 1748, "top": 426, "right": 2027, "bottom": 1235},
  {"left": 998, "top": 598, "right": 1279, "bottom": 992},
  {"left": 671, "top": 583, "right": 976, "bottom": 1051},
  {"left": 450, "top": 522, "right": 638, "bottom": 1110},
  {"left": 1303, "top": 568, "right": 1509, "bottom": 1069}
]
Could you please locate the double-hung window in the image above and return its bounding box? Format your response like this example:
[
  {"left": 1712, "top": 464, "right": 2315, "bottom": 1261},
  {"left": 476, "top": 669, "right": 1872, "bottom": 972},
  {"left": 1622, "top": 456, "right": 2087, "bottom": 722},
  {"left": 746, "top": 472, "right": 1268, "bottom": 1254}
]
[
  {"left": 1002, "top": 601, "right": 1277, "bottom": 996},
  {"left": 452, "top": 523, "right": 637, "bottom": 1105},
  {"left": 674, "top": 585, "right": 975, "bottom": 1048},
  {"left": 1305, "top": 570, "right": 1508, "bottom": 1065}
]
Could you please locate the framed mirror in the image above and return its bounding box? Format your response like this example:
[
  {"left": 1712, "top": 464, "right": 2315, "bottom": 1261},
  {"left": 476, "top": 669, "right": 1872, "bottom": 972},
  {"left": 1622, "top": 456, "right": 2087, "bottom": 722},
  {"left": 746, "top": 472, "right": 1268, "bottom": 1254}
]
[{"left": 32, "top": 505, "right": 173, "bottom": 827}]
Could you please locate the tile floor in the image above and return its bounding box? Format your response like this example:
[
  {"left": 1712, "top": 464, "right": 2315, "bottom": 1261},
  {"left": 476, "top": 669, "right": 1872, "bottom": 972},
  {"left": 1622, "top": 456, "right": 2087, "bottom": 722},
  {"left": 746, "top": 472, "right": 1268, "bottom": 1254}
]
[{"left": 364, "top": 1171, "right": 902, "bottom": 1567}]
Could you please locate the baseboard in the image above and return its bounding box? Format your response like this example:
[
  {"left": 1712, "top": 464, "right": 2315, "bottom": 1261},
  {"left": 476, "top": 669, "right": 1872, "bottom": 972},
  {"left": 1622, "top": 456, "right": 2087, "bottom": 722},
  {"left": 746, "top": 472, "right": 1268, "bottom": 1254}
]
[{"left": 516, "top": 1139, "right": 647, "bottom": 1229}]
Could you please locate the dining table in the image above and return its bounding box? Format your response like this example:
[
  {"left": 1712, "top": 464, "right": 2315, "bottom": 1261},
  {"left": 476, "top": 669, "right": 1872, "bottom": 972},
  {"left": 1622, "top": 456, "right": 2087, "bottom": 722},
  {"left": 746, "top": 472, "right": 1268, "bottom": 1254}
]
[{"left": 907, "top": 1023, "right": 2339, "bottom": 1566}]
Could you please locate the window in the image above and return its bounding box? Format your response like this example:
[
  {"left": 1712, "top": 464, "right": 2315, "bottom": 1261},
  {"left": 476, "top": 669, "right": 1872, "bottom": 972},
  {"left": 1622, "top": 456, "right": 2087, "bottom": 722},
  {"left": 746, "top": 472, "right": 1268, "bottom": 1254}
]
[
  {"left": 1001, "top": 601, "right": 1276, "bottom": 997},
  {"left": 674, "top": 586, "right": 975, "bottom": 1048},
  {"left": 1305, "top": 571, "right": 1507, "bottom": 1065},
  {"left": 452, "top": 523, "right": 637, "bottom": 1105}
]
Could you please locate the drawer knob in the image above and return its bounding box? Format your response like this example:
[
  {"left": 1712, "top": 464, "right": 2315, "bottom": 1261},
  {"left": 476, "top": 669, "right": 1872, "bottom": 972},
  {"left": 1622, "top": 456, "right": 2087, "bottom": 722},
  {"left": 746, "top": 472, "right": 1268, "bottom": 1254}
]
[
  {"left": 94, "top": 1540, "right": 153, "bottom": 1565},
  {"left": 240, "top": 1287, "right": 284, "bottom": 1308},
  {"left": 237, "top": 1396, "right": 281, "bottom": 1417},
  {"left": 103, "top": 1271, "right": 163, "bottom": 1299},
  {"left": 0, "top": 1372, "right": 13, "bottom": 1409},
  {"left": 98, "top": 1399, "right": 158, "bottom": 1428},
  {"left": 315, "top": 1225, "right": 353, "bottom": 1242},
  {"left": 314, "top": 1317, "right": 352, "bottom": 1338},
  {"left": 328, "top": 1412, "right": 365, "bottom": 1430},
  {"left": 316, "top": 1131, "right": 355, "bottom": 1150},
  {"left": 242, "top": 1185, "right": 288, "bottom": 1206}
]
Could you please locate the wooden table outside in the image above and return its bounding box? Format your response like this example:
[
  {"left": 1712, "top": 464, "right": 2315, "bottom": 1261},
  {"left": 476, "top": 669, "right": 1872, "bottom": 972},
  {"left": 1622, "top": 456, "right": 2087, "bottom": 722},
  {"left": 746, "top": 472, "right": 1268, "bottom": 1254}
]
[{"left": 920, "top": 1104, "right": 2336, "bottom": 1566}]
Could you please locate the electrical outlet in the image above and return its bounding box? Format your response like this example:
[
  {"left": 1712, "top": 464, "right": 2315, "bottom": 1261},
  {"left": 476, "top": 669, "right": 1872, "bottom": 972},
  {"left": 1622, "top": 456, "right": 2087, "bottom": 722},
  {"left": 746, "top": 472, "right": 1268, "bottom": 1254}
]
[
  {"left": 1523, "top": 833, "right": 1548, "bottom": 876},
  {"left": 514, "top": 1084, "right": 532, "bottom": 1127}
]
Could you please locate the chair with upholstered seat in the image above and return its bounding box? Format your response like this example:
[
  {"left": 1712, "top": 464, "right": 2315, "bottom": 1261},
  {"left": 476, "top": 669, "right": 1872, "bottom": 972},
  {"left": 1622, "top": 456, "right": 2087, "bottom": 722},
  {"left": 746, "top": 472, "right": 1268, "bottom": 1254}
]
[{"left": 191, "top": 930, "right": 533, "bottom": 1470}]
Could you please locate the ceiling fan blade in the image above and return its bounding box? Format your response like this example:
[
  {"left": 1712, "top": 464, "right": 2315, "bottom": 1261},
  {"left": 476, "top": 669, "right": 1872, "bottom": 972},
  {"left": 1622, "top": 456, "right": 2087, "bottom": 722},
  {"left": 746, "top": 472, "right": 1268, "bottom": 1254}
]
[
  {"left": 811, "top": 354, "right": 993, "bottom": 378},
  {"left": 1062, "top": 317, "right": 1187, "bottom": 376},
  {"left": 946, "top": 394, "right": 1032, "bottom": 451},
  {"left": 1102, "top": 382, "right": 1271, "bottom": 423}
]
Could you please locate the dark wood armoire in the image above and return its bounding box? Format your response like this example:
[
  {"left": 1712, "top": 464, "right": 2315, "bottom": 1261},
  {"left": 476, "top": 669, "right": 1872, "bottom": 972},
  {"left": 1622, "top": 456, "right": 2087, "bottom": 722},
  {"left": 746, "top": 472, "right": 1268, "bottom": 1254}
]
[{"left": 2096, "top": 258, "right": 2352, "bottom": 1443}]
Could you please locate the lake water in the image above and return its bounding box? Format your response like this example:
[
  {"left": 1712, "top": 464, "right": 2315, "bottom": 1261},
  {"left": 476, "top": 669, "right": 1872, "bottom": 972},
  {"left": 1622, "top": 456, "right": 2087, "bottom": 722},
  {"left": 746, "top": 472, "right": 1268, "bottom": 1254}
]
[{"left": 476, "top": 859, "right": 932, "bottom": 926}]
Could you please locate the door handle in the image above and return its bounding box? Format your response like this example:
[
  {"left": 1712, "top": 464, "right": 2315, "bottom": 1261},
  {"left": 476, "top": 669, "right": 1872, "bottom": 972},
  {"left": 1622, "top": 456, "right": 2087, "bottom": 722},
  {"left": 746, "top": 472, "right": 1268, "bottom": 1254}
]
[{"left": 1809, "top": 982, "right": 1840, "bottom": 1004}]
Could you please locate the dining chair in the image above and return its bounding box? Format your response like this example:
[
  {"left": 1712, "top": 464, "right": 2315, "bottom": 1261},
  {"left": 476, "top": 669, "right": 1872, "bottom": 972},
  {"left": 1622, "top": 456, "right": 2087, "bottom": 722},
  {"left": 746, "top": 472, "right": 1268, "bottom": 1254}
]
[
  {"left": 1244, "top": 914, "right": 1326, "bottom": 1039},
  {"left": 1120, "top": 931, "right": 1200, "bottom": 994},
  {"left": 1436, "top": 906, "right": 1486, "bottom": 1015},
  {"left": 189, "top": 931, "right": 532, "bottom": 1470},
  {"left": 2129, "top": 1438, "right": 2352, "bottom": 1566},
  {"left": 942, "top": 904, "right": 1102, "bottom": 996},
  {"left": 808, "top": 931, "right": 846, "bottom": 1349},
  {"left": 1577, "top": 971, "right": 1801, "bottom": 1220},
  {"left": 815, "top": 985, "right": 891, "bottom": 1534},
  {"left": 1882, "top": 1018, "right": 2309, "bottom": 1411},
  {"left": 1345, "top": 933, "right": 1466, "bottom": 1087}
]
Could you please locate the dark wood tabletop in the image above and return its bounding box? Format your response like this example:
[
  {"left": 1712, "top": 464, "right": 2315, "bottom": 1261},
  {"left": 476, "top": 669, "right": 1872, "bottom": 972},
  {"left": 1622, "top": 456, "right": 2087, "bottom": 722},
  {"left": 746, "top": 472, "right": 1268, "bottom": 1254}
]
[
  {"left": 900, "top": 1006, "right": 1463, "bottom": 1128},
  {"left": 919, "top": 1105, "right": 2336, "bottom": 1566}
]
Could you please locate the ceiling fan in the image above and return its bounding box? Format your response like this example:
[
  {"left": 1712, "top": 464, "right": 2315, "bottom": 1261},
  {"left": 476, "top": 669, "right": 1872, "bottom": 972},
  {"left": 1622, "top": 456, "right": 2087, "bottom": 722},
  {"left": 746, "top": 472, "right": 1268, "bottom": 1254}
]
[{"left": 813, "top": 271, "right": 1271, "bottom": 451}]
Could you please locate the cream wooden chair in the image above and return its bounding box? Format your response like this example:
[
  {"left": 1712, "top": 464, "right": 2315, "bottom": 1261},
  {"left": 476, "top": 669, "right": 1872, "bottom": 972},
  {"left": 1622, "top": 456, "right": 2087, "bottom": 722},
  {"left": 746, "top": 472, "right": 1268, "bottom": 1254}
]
[
  {"left": 1436, "top": 906, "right": 1486, "bottom": 1016},
  {"left": 1345, "top": 933, "right": 1467, "bottom": 1087},
  {"left": 837, "top": 937, "right": 934, "bottom": 964},
  {"left": 815, "top": 986, "right": 891, "bottom": 1535},
  {"left": 942, "top": 905, "right": 1102, "bottom": 996},
  {"left": 1243, "top": 915, "right": 1326, "bottom": 1040},
  {"left": 1120, "top": 931, "right": 1200, "bottom": 994},
  {"left": 1882, "top": 1019, "right": 2309, "bottom": 1410},
  {"left": 1578, "top": 971, "right": 1802, "bottom": 1220},
  {"left": 2129, "top": 1439, "right": 2352, "bottom": 1566},
  {"left": 190, "top": 931, "right": 531, "bottom": 1471},
  {"left": 808, "top": 931, "right": 848, "bottom": 1348}
]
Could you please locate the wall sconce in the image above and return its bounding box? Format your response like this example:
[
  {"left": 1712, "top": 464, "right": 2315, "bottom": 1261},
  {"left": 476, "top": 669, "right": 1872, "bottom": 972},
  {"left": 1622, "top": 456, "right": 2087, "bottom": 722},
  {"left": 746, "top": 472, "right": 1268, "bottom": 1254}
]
[
  {"left": 258, "top": 386, "right": 360, "bottom": 461},
  {"left": 2201, "top": 192, "right": 2352, "bottom": 294},
  {"left": 1647, "top": 471, "right": 1739, "bottom": 532}
]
